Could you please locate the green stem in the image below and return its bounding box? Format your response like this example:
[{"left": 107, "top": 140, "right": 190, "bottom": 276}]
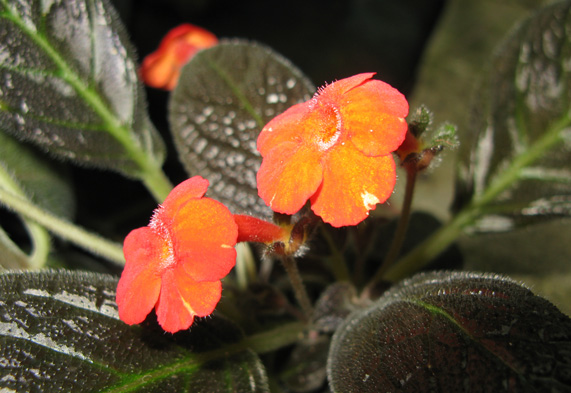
[
  {"left": 364, "top": 168, "right": 417, "bottom": 293},
  {"left": 194, "top": 322, "right": 306, "bottom": 364},
  {"left": 26, "top": 222, "right": 51, "bottom": 269},
  {"left": 384, "top": 112, "right": 570, "bottom": 283},
  {"left": 0, "top": 162, "right": 51, "bottom": 269},
  {"left": 227, "top": 321, "right": 305, "bottom": 355},
  {"left": 234, "top": 243, "right": 257, "bottom": 290},
  {"left": 0, "top": 188, "right": 125, "bottom": 265},
  {"left": 281, "top": 256, "right": 313, "bottom": 322},
  {"left": 383, "top": 208, "right": 476, "bottom": 282},
  {"left": 0, "top": 2, "right": 173, "bottom": 203},
  {"left": 476, "top": 114, "right": 570, "bottom": 208},
  {"left": 140, "top": 170, "right": 173, "bottom": 204},
  {"left": 0, "top": 226, "right": 29, "bottom": 269}
]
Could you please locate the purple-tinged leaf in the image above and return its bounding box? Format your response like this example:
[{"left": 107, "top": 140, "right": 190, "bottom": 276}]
[{"left": 328, "top": 271, "right": 571, "bottom": 392}]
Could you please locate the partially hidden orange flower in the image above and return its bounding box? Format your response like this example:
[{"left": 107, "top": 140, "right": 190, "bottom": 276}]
[
  {"left": 139, "top": 23, "right": 218, "bottom": 90},
  {"left": 116, "top": 176, "right": 238, "bottom": 333},
  {"left": 256, "top": 73, "right": 409, "bottom": 227}
]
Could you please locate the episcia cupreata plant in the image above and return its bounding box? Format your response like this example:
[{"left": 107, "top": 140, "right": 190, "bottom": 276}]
[{"left": 0, "top": 0, "right": 570, "bottom": 391}]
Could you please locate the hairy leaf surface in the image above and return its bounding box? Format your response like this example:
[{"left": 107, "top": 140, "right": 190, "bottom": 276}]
[
  {"left": 0, "top": 270, "right": 270, "bottom": 392},
  {"left": 0, "top": 0, "right": 165, "bottom": 176},
  {"left": 328, "top": 271, "right": 571, "bottom": 393}
]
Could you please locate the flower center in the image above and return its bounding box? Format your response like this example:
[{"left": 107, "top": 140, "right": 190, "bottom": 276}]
[
  {"left": 311, "top": 99, "right": 342, "bottom": 152},
  {"left": 149, "top": 207, "right": 177, "bottom": 272}
]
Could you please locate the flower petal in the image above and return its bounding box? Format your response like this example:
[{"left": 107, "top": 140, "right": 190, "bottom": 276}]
[
  {"left": 343, "top": 77, "right": 409, "bottom": 118},
  {"left": 139, "top": 49, "right": 179, "bottom": 90},
  {"left": 310, "top": 144, "right": 396, "bottom": 227},
  {"left": 342, "top": 80, "right": 408, "bottom": 156},
  {"left": 257, "top": 142, "right": 323, "bottom": 215},
  {"left": 172, "top": 198, "right": 238, "bottom": 282},
  {"left": 170, "top": 24, "right": 218, "bottom": 57},
  {"left": 161, "top": 176, "right": 209, "bottom": 217},
  {"left": 257, "top": 101, "right": 310, "bottom": 157},
  {"left": 175, "top": 266, "right": 222, "bottom": 317},
  {"left": 319, "top": 73, "right": 376, "bottom": 97},
  {"left": 116, "top": 227, "right": 162, "bottom": 325},
  {"left": 346, "top": 112, "right": 408, "bottom": 157},
  {"left": 155, "top": 268, "right": 222, "bottom": 333},
  {"left": 140, "top": 24, "right": 218, "bottom": 90}
]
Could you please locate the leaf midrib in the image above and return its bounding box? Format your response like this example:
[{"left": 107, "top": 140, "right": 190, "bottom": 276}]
[
  {"left": 100, "top": 321, "right": 304, "bottom": 393},
  {"left": 205, "top": 56, "right": 265, "bottom": 129},
  {"left": 471, "top": 110, "right": 570, "bottom": 212},
  {"left": 0, "top": 1, "right": 153, "bottom": 173},
  {"left": 411, "top": 299, "right": 524, "bottom": 377}
]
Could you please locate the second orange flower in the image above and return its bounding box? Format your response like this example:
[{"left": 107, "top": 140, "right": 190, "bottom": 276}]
[
  {"left": 116, "top": 176, "right": 237, "bottom": 333},
  {"left": 256, "top": 73, "right": 409, "bottom": 227}
]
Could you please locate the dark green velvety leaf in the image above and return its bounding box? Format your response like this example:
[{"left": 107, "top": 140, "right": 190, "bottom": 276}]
[
  {"left": 455, "top": 1, "right": 571, "bottom": 232},
  {"left": 0, "top": 270, "right": 270, "bottom": 392},
  {"left": 169, "top": 40, "right": 315, "bottom": 217},
  {"left": 327, "top": 271, "right": 571, "bottom": 393},
  {"left": 0, "top": 0, "right": 165, "bottom": 177}
]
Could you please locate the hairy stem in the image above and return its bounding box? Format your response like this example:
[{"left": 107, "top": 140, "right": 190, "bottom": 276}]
[
  {"left": 281, "top": 256, "right": 313, "bottom": 322},
  {"left": 141, "top": 169, "right": 173, "bottom": 204},
  {"left": 0, "top": 162, "right": 51, "bottom": 269},
  {"left": 234, "top": 243, "right": 257, "bottom": 290},
  {"left": 0, "top": 188, "right": 125, "bottom": 265}
]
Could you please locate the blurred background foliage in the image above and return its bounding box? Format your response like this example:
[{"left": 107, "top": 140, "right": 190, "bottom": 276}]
[{"left": 409, "top": 0, "right": 570, "bottom": 315}]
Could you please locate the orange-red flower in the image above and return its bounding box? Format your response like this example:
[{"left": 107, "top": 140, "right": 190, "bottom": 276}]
[
  {"left": 256, "top": 73, "right": 409, "bottom": 227},
  {"left": 139, "top": 23, "right": 218, "bottom": 90},
  {"left": 116, "top": 176, "right": 237, "bottom": 333}
]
